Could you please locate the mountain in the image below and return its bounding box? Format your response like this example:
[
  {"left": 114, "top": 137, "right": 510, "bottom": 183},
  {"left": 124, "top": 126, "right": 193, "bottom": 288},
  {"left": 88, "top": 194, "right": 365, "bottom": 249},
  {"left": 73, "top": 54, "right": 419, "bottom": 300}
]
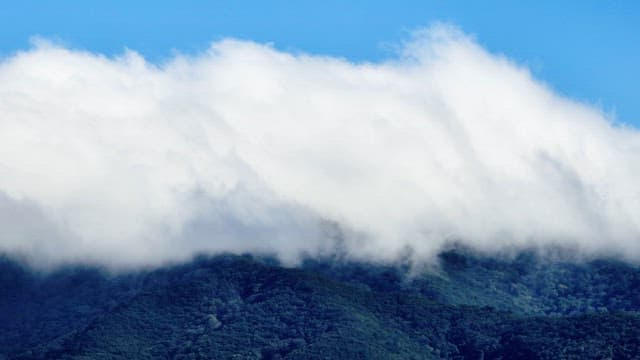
[{"left": 1, "top": 252, "right": 640, "bottom": 359}]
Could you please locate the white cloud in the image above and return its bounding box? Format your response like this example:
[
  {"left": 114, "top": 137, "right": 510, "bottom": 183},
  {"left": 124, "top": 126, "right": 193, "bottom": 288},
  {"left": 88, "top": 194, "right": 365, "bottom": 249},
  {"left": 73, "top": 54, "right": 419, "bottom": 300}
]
[{"left": 1, "top": 25, "right": 639, "bottom": 268}]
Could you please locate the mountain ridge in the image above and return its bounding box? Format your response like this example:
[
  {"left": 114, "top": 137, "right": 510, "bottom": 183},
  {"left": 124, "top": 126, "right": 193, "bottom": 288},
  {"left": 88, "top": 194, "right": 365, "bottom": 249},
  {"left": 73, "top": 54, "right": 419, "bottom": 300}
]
[{"left": 2, "top": 252, "right": 640, "bottom": 359}]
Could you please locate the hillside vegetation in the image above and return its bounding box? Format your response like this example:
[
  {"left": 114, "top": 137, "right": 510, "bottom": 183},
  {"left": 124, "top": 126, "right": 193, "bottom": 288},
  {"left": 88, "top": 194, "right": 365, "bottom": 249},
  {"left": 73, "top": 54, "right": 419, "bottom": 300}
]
[{"left": 1, "top": 251, "right": 640, "bottom": 359}]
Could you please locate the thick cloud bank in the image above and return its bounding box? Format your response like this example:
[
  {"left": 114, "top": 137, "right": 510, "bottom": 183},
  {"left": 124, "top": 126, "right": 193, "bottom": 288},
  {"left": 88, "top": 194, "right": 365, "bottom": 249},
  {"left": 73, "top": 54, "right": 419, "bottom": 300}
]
[{"left": 1, "top": 25, "right": 639, "bottom": 267}]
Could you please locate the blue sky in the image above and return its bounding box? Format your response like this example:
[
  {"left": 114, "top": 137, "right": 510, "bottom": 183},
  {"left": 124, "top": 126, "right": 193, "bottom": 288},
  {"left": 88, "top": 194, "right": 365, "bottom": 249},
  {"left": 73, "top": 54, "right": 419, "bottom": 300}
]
[{"left": 1, "top": 1, "right": 638, "bottom": 126}]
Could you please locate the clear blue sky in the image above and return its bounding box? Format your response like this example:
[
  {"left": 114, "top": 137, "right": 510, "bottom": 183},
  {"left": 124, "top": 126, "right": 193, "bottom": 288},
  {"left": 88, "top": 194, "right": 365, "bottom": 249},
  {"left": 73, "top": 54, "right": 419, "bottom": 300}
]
[{"left": 1, "top": 1, "right": 638, "bottom": 126}]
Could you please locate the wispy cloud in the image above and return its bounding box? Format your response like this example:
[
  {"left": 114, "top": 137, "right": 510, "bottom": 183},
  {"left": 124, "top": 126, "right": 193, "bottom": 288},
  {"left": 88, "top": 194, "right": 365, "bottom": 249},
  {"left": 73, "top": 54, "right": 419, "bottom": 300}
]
[{"left": 1, "top": 24, "right": 639, "bottom": 268}]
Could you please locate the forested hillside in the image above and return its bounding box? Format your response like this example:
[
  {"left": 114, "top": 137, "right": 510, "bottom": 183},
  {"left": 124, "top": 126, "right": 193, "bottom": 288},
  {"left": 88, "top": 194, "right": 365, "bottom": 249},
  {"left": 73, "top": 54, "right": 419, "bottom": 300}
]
[{"left": 1, "top": 252, "right": 640, "bottom": 359}]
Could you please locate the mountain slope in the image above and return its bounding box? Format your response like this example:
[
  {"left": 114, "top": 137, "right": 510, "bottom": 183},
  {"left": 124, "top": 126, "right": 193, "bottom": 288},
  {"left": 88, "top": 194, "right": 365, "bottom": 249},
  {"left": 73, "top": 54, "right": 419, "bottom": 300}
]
[{"left": 1, "top": 253, "right": 640, "bottom": 359}]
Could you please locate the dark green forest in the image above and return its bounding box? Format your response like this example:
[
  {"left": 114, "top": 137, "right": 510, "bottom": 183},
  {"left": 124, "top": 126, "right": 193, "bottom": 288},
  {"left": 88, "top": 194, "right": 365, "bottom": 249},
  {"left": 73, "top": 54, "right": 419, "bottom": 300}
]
[{"left": 1, "top": 250, "right": 640, "bottom": 359}]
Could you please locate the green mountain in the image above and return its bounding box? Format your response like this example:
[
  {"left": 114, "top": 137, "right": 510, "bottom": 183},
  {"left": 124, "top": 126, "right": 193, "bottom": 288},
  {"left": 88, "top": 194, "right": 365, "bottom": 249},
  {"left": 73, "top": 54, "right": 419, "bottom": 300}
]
[{"left": 1, "top": 252, "right": 640, "bottom": 359}]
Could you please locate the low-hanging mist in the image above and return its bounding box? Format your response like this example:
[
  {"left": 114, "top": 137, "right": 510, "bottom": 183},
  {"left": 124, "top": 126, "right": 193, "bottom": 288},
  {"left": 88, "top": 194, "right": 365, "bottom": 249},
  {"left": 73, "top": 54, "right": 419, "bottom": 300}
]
[{"left": 1, "top": 25, "right": 639, "bottom": 268}]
